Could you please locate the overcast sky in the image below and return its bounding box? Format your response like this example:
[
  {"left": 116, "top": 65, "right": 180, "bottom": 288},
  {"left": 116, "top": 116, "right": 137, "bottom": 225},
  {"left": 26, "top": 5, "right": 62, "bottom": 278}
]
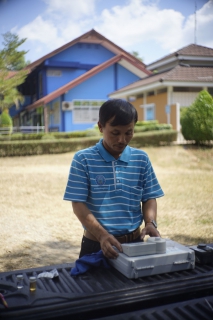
[{"left": 0, "top": 0, "right": 212, "bottom": 65}]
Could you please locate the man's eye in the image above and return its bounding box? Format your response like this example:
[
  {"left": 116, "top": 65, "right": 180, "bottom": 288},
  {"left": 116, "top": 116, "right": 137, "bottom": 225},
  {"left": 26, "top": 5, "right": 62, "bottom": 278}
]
[{"left": 112, "top": 132, "right": 119, "bottom": 135}]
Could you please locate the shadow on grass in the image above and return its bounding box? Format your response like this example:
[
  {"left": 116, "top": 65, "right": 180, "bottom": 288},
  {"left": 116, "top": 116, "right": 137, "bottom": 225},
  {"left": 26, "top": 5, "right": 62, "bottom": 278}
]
[
  {"left": 1, "top": 235, "right": 213, "bottom": 273},
  {"left": 169, "top": 234, "right": 213, "bottom": 246},
  {"left": 0, "top": 240, "right": 81, "bottom": 272}
]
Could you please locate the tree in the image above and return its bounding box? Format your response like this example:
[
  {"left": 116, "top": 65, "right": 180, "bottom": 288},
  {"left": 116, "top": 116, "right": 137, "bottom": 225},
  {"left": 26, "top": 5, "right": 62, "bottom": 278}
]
[
  {"left": 130, "top": 51, "right": 143, "bottom": 62},
  {"left": 1, "top": 32, "right": 30, "bottom": 70},
  {"left": 180, "top": 90, "right": 213, "bottom": 144},
  {"left": 0, "top": 108, "right": 13, "bottom": 134},
  {"left": 0, "top": 32, "right": 29, "bottom": 110}
]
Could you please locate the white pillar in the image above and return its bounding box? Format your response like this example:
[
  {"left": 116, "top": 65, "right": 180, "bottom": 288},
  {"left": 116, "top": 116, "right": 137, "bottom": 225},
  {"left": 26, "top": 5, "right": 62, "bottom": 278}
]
[
  {"left": 176, "top": 103, "right": 180, "bottom": 132},
  {"left": 167, "top": 86, "right": 173, "bottom": 105}
]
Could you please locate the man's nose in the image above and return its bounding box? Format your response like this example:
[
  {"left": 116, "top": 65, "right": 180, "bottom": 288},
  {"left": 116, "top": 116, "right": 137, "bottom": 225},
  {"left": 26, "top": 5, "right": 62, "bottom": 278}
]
[{"left": 118, "top": 135, "right": 126, "bottom": 144}]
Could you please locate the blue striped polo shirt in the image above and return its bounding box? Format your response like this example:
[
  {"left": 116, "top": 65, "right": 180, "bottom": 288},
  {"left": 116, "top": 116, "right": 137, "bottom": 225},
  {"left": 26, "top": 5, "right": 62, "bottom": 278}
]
[{"left": 63, "top": 139, "right": 164, "bottom": 236}]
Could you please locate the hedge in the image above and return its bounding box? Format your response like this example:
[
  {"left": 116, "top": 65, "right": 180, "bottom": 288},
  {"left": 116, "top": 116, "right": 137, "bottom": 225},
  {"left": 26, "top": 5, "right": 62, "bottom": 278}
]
[
  {"left": 134, "top": 123, "right": 172, "bottom": 133},
  {"left": 0, "top": 130, "right": 177, "bottom": 157},
  {"left": 0, "top": 122, "right": 172, "bottom": 141},
  {"left": 130, "top": 130, "right": 177, "bottom": 148},
  {"left": 0, "top": 131, "right": 89, "bottom": 141}
]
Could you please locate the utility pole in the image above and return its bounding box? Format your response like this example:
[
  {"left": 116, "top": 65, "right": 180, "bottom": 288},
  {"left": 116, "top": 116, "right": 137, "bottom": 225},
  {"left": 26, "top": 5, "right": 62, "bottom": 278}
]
[{"left": 194, "top": 0, "right": 197, "bottom": 44}]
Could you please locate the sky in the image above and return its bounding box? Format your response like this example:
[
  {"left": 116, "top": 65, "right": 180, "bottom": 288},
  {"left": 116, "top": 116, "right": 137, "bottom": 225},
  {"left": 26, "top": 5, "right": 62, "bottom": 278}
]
[{"left": 0, "top": 0, "right": 213, "bottom": 65}]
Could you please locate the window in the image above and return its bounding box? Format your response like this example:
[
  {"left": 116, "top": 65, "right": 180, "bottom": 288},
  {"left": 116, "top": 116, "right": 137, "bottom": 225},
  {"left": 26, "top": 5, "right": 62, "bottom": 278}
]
[
  {"left": 147, "top": 91, "right": 155, "bottom": 96},
  {"left": 141, "top": 103, "right": 155, "bottom": 121},
  {"left": 173, "top": 87, "right": 202, "bottom": 92},
  {"left": 146, "top": 107, "right": 155, "bottom": 120},
  {"left": 73, "top": 100, "right": 105, "bottom": 123},
  {"left": 157, "top": 88, "right": 167, "bottom": 94},
  {"left": 137, "top": 93, "right": 144, "bottom": 98},
  {"left": 46, "top": 69, "right": 62, "bottom": 77}
]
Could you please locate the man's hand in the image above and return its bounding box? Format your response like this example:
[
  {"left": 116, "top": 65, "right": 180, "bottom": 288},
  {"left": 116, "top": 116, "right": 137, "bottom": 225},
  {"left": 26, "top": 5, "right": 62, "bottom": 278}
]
[
  {"left": 140, "top": 223, "right": 161, "bottom": 240},
  {"left": 72, "top": 201, "right": 122, "bottom": 258},
  {"left": 99, "top": 233, "right": 123, "bottom": 259},
  {"left": 141, "top": 199, "right": 160, "bottom": 240}
]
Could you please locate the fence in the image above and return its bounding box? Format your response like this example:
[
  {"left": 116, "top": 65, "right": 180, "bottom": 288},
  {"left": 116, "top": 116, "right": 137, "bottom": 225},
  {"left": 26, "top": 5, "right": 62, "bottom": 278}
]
[{"left": 0, "top": 126, "right": 45, "bottom": 134}]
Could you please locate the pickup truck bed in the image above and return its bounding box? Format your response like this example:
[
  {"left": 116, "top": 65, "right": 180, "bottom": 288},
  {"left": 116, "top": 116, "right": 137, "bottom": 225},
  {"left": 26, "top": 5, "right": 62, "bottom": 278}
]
[{"left": 0, "top": 259, "right": 213, "bottom": 320}]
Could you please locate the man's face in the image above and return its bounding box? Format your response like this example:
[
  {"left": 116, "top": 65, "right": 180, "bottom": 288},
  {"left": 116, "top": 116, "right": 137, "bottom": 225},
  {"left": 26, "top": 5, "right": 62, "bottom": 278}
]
[{"left": 98, "top": 119, "right": 135, "bottom": 159}]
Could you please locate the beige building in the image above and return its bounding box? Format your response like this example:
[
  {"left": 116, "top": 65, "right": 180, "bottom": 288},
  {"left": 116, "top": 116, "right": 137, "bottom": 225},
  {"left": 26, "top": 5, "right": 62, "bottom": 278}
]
[{"left": 109, "top": 44, "right": 213, "bottom": 132}]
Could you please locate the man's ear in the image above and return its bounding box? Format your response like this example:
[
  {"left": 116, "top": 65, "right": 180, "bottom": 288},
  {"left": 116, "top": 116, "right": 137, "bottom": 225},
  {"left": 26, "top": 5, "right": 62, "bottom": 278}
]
[{"left": 98, "top": 121, "right": 103, "bottom": 133}]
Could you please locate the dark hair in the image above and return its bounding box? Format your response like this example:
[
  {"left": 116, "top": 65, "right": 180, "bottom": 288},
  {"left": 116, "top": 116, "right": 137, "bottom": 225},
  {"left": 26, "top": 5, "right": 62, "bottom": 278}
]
[{"left": 99, "top": 99, "right": 138, "bottom": 126}]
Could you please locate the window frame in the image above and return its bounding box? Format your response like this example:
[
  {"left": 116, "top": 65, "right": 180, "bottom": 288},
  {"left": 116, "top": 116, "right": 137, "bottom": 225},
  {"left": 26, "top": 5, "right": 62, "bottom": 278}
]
[
  {"left": 141, "top": 103, "right": 156, "bottom": 121},
  {"left": 72, "top": 100, "right": 105, "bottom": 123}
]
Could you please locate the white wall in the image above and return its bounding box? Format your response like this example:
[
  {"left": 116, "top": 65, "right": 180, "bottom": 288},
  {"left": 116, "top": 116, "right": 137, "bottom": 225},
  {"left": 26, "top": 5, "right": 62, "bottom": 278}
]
[{"left": 171, "top": 92, "right": 198, "bottom": 107}]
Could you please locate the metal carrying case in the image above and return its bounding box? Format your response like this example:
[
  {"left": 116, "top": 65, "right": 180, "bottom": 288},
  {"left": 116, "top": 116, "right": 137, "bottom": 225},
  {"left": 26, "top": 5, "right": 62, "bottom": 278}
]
[
  {"left": 109, "top": 238, "right": 195, "bottom": 279},
  {"left": 190, "top": 243, "right": 213, "bottom": 264}
]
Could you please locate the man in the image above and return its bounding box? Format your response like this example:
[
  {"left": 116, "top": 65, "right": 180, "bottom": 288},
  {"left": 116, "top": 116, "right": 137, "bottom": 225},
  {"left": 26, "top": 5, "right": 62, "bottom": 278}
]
[{"left": 64, "top": 99, "right": 164, "bottom": 259}]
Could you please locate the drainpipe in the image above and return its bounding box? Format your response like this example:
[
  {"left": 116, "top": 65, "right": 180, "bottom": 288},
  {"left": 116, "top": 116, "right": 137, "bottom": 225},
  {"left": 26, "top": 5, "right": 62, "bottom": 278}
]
[{"left": 44, "top": 105, "right": 49, "bottom": 133}]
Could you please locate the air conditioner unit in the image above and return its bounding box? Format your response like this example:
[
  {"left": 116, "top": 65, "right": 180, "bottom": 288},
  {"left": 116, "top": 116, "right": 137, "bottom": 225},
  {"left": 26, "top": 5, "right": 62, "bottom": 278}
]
[{"left": 62, "top": 101, "right": 73, "bottom": 111}]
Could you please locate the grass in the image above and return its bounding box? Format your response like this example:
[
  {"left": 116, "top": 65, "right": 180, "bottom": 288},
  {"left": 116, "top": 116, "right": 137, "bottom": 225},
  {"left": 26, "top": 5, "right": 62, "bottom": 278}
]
[
  {"left": 143, "top": 145, "right": 213, "bottom": 245},
  {"left": 0, "top": 144, "right": 212, "bottom": 272}
]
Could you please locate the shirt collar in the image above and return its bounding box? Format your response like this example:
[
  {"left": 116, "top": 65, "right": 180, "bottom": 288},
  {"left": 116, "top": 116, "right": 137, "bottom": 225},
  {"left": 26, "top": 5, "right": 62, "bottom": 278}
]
[{"left": 96, "top": 139, "right": 131, "bottom": 163}]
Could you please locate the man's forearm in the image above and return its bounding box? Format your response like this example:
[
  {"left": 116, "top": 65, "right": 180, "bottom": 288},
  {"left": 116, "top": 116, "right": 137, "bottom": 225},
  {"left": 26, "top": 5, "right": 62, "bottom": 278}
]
[
  {"left": 72, "top": 201, "right": 108, "bottom": 241},
  {"left": 142, "top": 198, "right": 157, "bottom": 225},
  {"left": 140, "top": 199, "right": 160, "bottom": 239},
  {"left": 72, "top": 201, "right": 123, "bottom": 258}
]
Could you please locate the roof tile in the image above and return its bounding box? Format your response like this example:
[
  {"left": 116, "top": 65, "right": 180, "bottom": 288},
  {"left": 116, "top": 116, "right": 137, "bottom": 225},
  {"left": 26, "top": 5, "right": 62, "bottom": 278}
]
[
  {"left": 110, "top": 65, "right": 213, "bottom": 95},
  {"left": 148, "top": 44, "right": 213, "bottom": 66}
]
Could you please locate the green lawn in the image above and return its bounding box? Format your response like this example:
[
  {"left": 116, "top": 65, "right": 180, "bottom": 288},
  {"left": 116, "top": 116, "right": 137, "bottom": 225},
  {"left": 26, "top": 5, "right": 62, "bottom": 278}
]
[
  {"left": 0, "top": 144, "right": 212, "bottom": 271},
  {"left": 143, "top": 145, "right": 213, "bottom": 245}
]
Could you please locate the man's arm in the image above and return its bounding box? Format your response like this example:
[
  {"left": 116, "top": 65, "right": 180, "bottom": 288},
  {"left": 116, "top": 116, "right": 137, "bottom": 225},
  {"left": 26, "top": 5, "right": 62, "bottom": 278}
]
[
  {"left": 72, "top": 201, "right": 122, "bottom": 259},
  {"left": 140, "top": 198, "right": 161, "bottom": 240}
]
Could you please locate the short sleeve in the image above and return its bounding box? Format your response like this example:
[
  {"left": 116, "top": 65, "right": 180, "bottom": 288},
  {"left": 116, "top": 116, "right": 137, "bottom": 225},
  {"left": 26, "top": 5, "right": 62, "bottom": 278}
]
[
  {"left": 141, "top": 157, "right": 164, "bottom": 202},
  {"left": 63, "top": 153, "right": 89, "bottom": 202}
]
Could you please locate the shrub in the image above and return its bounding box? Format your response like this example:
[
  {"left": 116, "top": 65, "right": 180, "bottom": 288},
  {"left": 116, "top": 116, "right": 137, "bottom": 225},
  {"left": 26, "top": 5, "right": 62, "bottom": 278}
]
[
  {"left": 41, "top": 133, "right": 56, "bottom": 140},
  {"left": 0, "top": 109, "right": 13, "bottom": 135},
  {"left": 0, "top": 130, "right": 178, "bottom": 157},
  {"left": 180, "top": 90, "right": 213, "bottom": 144},
  {"left": 48, "top": 131, "right": 96, "bottom": 139},
  {"left": 135, "top": 120, "right": 158, "bottom": 133},
  {"left": 134, "top": 122, "right": 172, "bottom": 133},
  {"left": 6, "top": 130, "right": 99, "bottom": 140},
  {"left": 85, "top": 129, "right": 101, "bottom": 137},
  {"left": 5, "top": 123, "right": 172, "bottom": 141},
  {"left": 9, "top": 133, "right": 44, "bottom": 140},
  {"left": 135, "top": 120, "right": 159, "bottom": 127},
  {"left": 130, "top": 130, "right": 177, "bottom": 147}
]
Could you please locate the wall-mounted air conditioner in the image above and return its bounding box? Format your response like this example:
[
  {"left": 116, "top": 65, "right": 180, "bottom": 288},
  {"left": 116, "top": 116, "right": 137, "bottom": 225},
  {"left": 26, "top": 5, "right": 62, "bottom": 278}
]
[{"left": 62, "top": 101, "right": 73, "bottom": 111}]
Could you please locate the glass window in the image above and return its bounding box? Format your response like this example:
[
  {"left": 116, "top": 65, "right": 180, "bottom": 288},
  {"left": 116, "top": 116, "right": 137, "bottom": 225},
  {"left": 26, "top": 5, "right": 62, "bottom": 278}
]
[
  {"left": 47, "top": 69, "right": 62, "bottom": 77},
  {"left": 72, "top": 100, "right": 105, "bottom": 123},
  {"left": 146, "top": 107, "right": 154, "bottom": 120},
  {"left": 142, "top": 104, "right": 155, "bottom": 121}
]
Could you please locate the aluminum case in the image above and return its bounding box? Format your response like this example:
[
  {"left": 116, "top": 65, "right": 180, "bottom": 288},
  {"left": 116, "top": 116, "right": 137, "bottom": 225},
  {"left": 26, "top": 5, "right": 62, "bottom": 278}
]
[{"left": 109, "top": 238, "right": 195, "bottom": 279}]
